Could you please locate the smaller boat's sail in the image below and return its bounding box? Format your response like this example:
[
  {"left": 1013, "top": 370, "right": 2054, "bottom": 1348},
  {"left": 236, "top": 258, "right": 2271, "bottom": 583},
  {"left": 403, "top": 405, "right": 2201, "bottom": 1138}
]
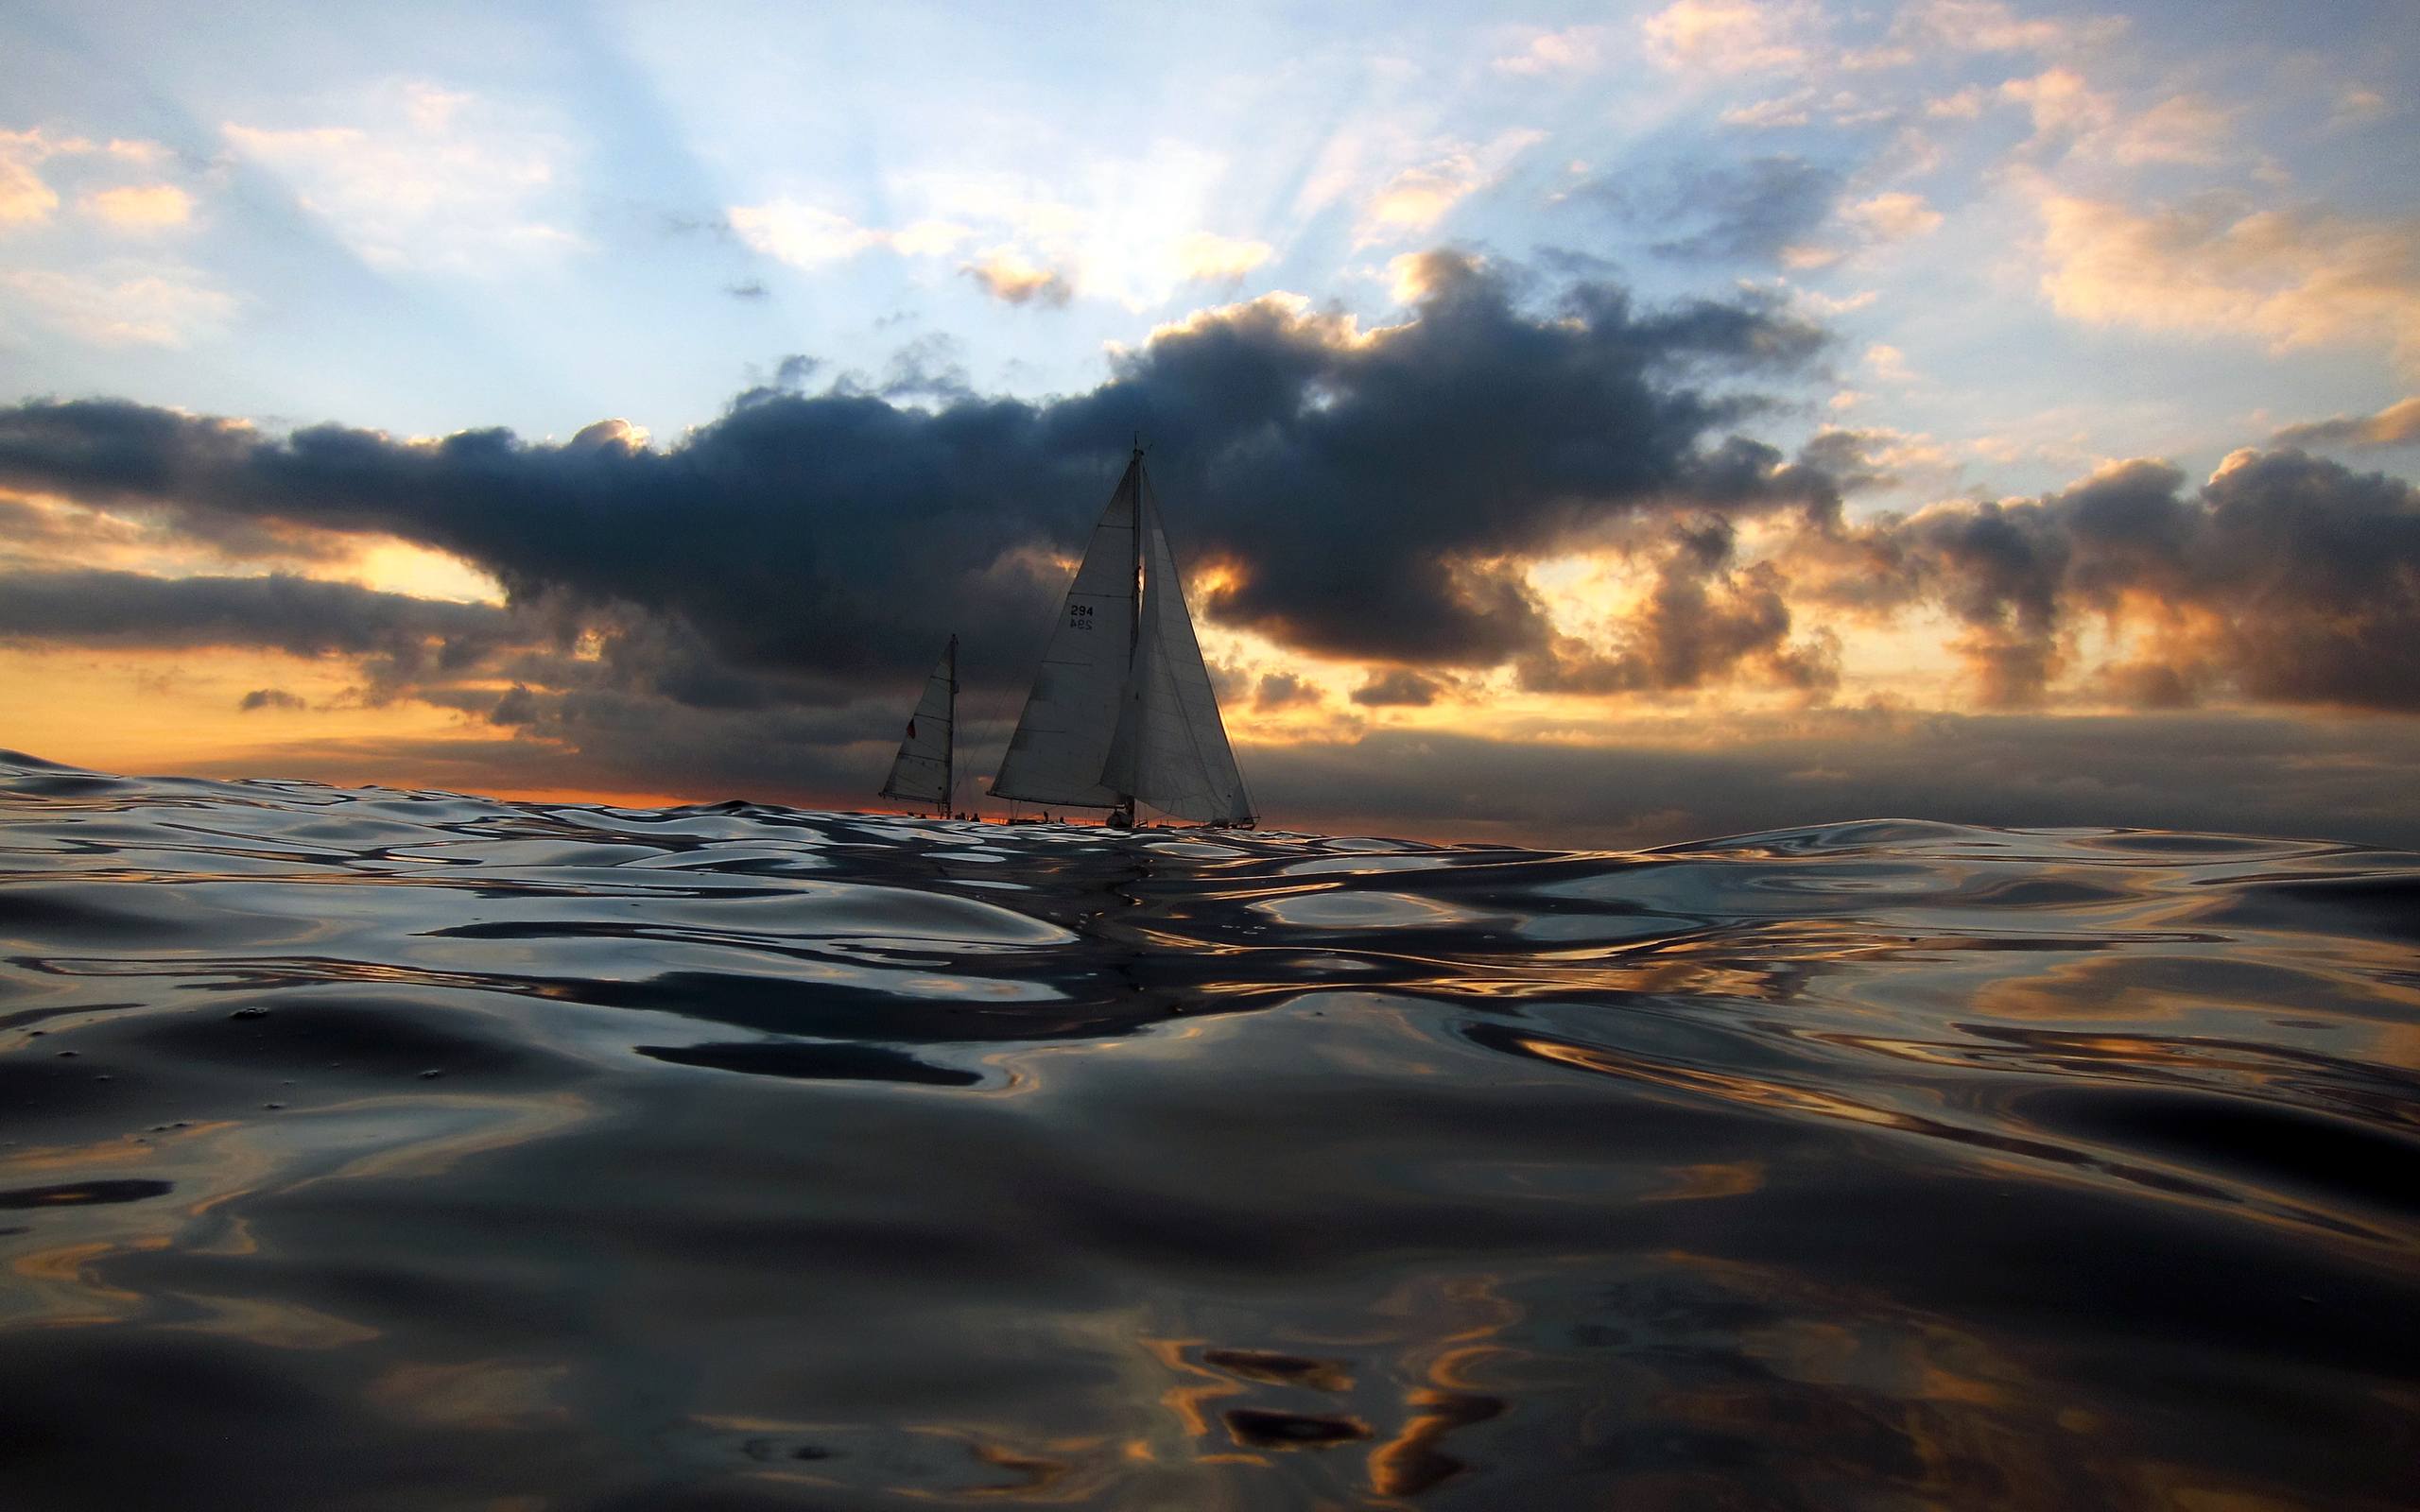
[{"left": 879, "top": 635, "right": 957, "bottom": 812}]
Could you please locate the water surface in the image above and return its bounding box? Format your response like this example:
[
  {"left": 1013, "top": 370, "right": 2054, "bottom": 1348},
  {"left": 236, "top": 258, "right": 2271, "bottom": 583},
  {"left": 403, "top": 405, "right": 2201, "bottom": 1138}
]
[{"left": 3, "top": 752, "right": 2416, "bottom": 1508}]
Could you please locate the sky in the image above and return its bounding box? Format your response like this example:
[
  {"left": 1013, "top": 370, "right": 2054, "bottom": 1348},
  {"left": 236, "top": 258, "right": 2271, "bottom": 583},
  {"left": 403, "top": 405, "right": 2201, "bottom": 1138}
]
[{"left": 2, "top": 0, "right": 2417, "bottom": 848}]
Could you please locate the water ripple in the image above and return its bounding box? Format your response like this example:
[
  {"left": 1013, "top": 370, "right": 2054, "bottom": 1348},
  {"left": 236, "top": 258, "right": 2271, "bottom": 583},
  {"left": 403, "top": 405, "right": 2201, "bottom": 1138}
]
[{"left": 3, "top": 750, "right": 2416, "bottom": 1509}]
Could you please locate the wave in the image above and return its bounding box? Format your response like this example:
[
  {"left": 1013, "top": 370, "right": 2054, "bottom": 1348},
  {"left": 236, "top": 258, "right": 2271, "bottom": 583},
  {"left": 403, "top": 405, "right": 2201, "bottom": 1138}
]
[{"left": 3, "top": 753, "right": 2416, "bottom": 1508}]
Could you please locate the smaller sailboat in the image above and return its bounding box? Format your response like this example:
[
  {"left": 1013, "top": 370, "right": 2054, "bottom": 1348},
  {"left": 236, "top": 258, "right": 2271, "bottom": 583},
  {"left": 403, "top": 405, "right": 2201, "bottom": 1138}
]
[{"left": 878, "top": 634, "right": 958, "bottom": 817}]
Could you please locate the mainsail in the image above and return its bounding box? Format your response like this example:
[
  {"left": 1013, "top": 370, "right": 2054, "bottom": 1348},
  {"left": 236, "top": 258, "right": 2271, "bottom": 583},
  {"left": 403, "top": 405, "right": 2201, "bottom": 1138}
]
[
  {"left": 879, "top": 635, "right": 957, "bottom": 813},
  {"left": 993, "top": 452, "right": 1253, "bottom": 825}
]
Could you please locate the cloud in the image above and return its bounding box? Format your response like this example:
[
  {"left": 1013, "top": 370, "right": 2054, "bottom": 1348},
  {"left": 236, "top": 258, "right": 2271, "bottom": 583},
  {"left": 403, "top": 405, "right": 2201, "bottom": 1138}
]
[
  {"left": 0, "top": 250, "right": 1828, "bottom": 696},
  {"left": 237, "top": 687, "right": 308, "bottom": 712},
  {"left": 1792, "top": 449, "right": 2420, "bottom": 711},
  {"left": 1719, "top": 94, "right": 1816, "bottom": 129},
  {"left": 1925, "top": 87, "right": 1989, "bottom": 120},
  {"left": 2271, "top": 398, "right": 2420, "bottom": 451},
  {"left": 1359, "top": 130, "right": 1545, "bottom": 241},
  {"left": 1520, "top": 519, "right": 1837, "bottom": 697},
  {"left": 1351, "top": 668, "right": 1443, "bottom": 706},
  {"left": 1793, "top": 424, "right": 1943, "bottom": 493},
  {"left": 726, "top": 198, "right": 970, "bottom": 269},
  {"left": 17, "top": 242, "right": 2411, "bottom": 817},
  {"left": 5, "top": 315, "right": 2416, "bottom": 820},
  {"left": 223, "top": 81, "right": 581, "bottom": 273},
  {"left": 1, "top": 129, "right": 187, "bottom": 232},
  {"left": 1999, "top": 71, "right": 2231, "bottom": 165},
  {"left": 0, "top": 129, "right": 65, "bottom": 227},
  {"left": 570, "top": 417, "right": 649, "bottom": 451},
  {"left": 726, "top": 200, "right": 883, "bottom": 267},
  {"left": 1254, "top": 671, "right": 1322, "bottom": 709},
  {"left": 2033, "top": 190, "right": 2420, "bottom": 374},
  {"left": 0, "top": 567, "right": 510, "bottom": 653},
  {"left": 1863, "top": 342, "right": 1915, "bottom": 383},
  {"left": 1658, "top": 0, "right": 2114, "bottom": 85},
  {"left": 1493, "top": 26, "right": 1610, "bottom": 77},
  {"left": 961, "top": 249, "right": 1074, "bottom": 307},
  {"left": 1840, "top": 190, "right": 1942, "bottom": 242},
  {"left": 81, "top": 183, "right": 193, "bottom": 231},
  {"left": 1889, "top": 0, "right": 2124, "bottom": 58},
  {"left": 1700, "top": 185, "right": 1940, "bottom": 271},
  {"left": 2328, "top": 86, "right": 2390, "bottom": 132},
  {"left": 1170, "top": 231, "right": 1272, "bottom": 283},
  {"left": 729, "top": 180, "right": 1265, "bottom": 308},
  {"left": 1642, "top": 0, "right": 1816, "bottom": 75},
  {"left": 0, "top": 565, "right": 528, "bottom": 706},
  {"left": 0, "top": 262, "right": 235, "bottom": 347},
  {"left": 1630, "top": 155, "right": 1843, "bottom": 265}
]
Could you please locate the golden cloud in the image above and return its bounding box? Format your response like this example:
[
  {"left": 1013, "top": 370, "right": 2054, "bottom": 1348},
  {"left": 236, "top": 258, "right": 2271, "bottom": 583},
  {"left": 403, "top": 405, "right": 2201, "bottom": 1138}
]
[
  {"left": 2035, "top": 190, "right": 2420, "bottom": 374},
  {"left": 0, "top": 129, "right": 63, "bottom": 227},
  {"left": 0, "top": 264, "right": 235, "bottom": 347},
  {"left": 223, "top": 81, "right": 580, "bottom": 273},
  {"left": 1642, "top": 0, "right": 1816, "bottom": 75},
  {"left": 961, "top": 249, "right": 1073, "bottom": 307},
  {"left": 1171, "top": 231, "right": 1273, "bottom": 283},
  {"left": 81, "top": 183, "right": 194, "bottom": 230},
  {"left": 1841, "top": 191, "right": 1943, "bottom": 242},
  {"left": 1492, "top": 25, "right": 1609, "bottom": 77},
  {"left": 1359, "top": 131, "right": 1544, "bottom": 242}
]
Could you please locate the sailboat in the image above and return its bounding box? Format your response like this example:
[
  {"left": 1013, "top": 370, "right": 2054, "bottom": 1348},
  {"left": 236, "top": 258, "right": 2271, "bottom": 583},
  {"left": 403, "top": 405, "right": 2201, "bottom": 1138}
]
[
  {"left": 991, "top": 446, "right": 1254, "bottom": 828},
  {"left": 878, "top": 634, "right": 958, "bottom": 817}
]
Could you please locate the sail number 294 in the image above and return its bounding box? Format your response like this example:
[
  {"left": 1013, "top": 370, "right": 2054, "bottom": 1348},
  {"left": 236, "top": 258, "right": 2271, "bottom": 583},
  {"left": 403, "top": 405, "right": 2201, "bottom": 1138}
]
[{"left": 1067, "top": 604, "right": 1096, "bottom": 630}]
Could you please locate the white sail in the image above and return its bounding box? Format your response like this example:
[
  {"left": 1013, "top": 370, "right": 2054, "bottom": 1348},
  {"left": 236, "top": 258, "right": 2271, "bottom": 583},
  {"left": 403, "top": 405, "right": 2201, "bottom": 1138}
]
[
  {"left": 1103, "top": 483, "right": 1253, "bottom": 823},
  {"left": 879, "top": 637, "right": 956, "bottom": 809},
  {"left": 990, "top": 467, "right": 1138, "bottom": 808}
]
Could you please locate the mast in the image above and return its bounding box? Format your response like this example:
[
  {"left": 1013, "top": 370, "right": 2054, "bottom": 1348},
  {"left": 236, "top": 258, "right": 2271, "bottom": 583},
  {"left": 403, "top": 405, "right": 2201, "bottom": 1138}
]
[
  {"left": 942, "top": 632, "right": 958, "bottom": 818},
  {"left": 1116, "top": 438, "right": 1145, "bottom": 822},
  {"left": 1130, "top": 438, "right": 1146, "bottom": 653}
]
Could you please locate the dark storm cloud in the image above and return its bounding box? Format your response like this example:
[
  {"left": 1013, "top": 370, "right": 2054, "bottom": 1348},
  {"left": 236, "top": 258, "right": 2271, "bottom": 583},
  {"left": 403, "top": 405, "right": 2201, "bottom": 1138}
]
[
  {"left": 1351, "top": 668, "right": 1443, "bottom": 707},
  {"left": 0, "top": 567, "right": 510, "bottom": 657},
  {"left": 486, "top": 685, "right": 540, "bottom": 725},
  {"left": 1792, "top": 428, "right": 1904, "bottom": 495},
  {"left": 1150, "top": 255, "right": 1831, "bottom": 662},
  {"left": 1796, "top": 449, "right": 2420, "bottom": 711},
  {"left": 0, "top": 249, "right": 1828, "bottom": 688},
  {"left": 1253, "top": 671, "right": 1322, "bottom": 710},
  {"left": 9, "top": 240, "right": 2410, "bottom": 833},
  {"left": 0, "top": 567, "right": 527, "bottom": 703}
]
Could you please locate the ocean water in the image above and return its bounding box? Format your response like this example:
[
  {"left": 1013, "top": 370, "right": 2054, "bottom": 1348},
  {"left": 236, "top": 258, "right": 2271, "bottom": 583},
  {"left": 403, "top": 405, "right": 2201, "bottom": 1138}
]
[{"left": 2, "top": 751, "right": 2415, "bottom": 1511}]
